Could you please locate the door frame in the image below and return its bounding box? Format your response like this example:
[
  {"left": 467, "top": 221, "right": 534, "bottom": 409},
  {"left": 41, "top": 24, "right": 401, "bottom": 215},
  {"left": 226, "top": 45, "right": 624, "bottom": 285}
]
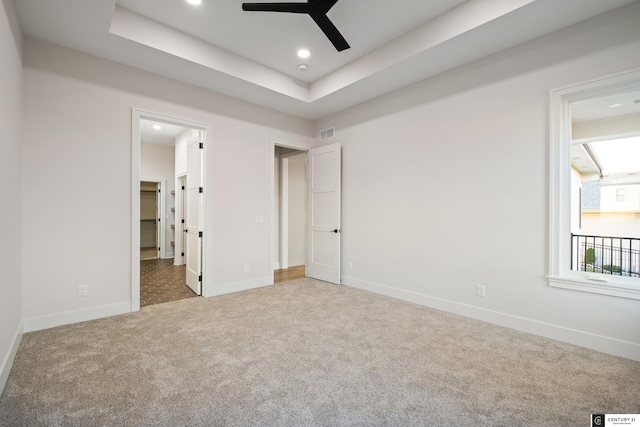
[
  {"left": 174, "top": 174, "right": 187, "bottom": 266},
  {"left": 140, "top": 178, "right": 165, "bottom": 259},
  {"left": 270, "top": 138, "right": 310, "bottom": 284},
  {"left": 131, "top": 109, "right": 214, "bottom": 311}
]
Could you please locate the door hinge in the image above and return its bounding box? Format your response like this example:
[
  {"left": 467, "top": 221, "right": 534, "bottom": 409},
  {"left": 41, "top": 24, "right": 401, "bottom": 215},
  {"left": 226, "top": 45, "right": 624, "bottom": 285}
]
[
  {"left": 181, "top": 252, "right": 184, "bottom": 257},
  {"left": 157, "top": 247, "right": 160, "bottom": 251},
  {"left": 198, "top": 274, "right": 202, "bottom": 282},
  {"left": 181, "top": 219, "right": 185, "bottom": 223},
  {"left": 198, "top": 231, "right": 203, "bottom": 237},
  {"left": 199, "top": 187, "right": 203, "bottom": 193},
  {"left": 158, "top": 218, "right": 161, "bottom": 222},
  {"left": 199, "top": 142, "right": 203, "bottom": 149},
  {"left": 158, "top": 188, "right": 160, "bottom": 193},
  {"left": 182, "top": 185, "right": 185, "bottom": 190}
]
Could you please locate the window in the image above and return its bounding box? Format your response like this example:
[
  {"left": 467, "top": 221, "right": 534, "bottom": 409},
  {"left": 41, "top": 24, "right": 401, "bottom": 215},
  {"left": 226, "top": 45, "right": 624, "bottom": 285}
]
[
  {"left": 549, "top": 68, "right": 640, "bottom": 300},
  {"left": 616, "top": 188, "right": 627, "bottom": 202}
]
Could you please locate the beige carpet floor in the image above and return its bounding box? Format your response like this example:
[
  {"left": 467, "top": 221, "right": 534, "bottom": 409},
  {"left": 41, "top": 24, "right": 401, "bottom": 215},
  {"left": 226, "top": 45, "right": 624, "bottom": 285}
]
[{"left": 1, "top": 278, "right": 639, "bottom": 426}]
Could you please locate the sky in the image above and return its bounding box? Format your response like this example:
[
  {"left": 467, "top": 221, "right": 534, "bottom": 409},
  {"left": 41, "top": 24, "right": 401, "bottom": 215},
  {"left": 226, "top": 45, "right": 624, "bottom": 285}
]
[{"left": 590, "top": 136, "right": 640, "bottom": 175}]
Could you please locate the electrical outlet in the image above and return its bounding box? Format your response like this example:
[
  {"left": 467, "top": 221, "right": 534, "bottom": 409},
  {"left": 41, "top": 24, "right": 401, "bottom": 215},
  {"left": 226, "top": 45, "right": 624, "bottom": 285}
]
[
  {"left": 348, "top": 261, "right": 353, "bottom": 270},
  {"left": 78, "top": 284, "right": 88, "bottom": 297},
  {"left": 476, "top": 284, "right": 486, "bottom": 297},
  {"left": 244, "top": 264, "right": 250, "bottom": 273}
]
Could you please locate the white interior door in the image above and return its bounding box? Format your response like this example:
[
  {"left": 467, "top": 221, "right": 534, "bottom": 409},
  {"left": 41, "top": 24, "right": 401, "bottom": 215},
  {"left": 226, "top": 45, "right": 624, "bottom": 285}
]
[
  {"left": 186, "top": 133, "right": 203, "bottom": 295},
  {"left": 155, "top": 184, "right": 161, "bottom": 258},
  {"left": 307, "top": 143, "right": 341, "bottom": 284}
]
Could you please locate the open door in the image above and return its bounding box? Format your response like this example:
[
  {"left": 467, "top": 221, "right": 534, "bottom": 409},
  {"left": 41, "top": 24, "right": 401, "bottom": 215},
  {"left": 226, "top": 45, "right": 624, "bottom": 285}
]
[
  {"left": 307, "top": 143, "right": 341, "bottom": 284},
  {"left": 186, "top": 132, "right": 203, "bottom": 295}
]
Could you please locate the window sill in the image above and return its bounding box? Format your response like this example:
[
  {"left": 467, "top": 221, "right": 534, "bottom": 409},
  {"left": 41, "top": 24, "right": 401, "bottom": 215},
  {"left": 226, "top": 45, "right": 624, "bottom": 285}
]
[{"left": 548, "top": 275, "right": 640, "bottom": 300}]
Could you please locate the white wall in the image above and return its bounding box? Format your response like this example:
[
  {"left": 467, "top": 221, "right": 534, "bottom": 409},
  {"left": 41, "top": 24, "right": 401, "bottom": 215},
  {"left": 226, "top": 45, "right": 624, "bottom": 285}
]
[
  {"left": 273, "top": 148, "right": 281, "bottom": 269},
  {"left": 287, "top": 152, "right": 306, "bottom": 267},
  {"left": 174, "top": 129, "right": 190, "bottom": 176},
  {"left": 141, "top": 142, "right": 176, "bottom": 258},
  {"left": 173, "top": 129, "right": 193, "bottom": 265},
  {"left": 20, "top": 38, "right": 312, "bottom": 328},
  {"left": 0, "top": 0, "right": 23, "bottom": 394},
  {"left": 315, "top": 3, "right": 640, "bottom": 360},
  {"left": 273, "top": 148, "right": 306, "bottom": 270}
]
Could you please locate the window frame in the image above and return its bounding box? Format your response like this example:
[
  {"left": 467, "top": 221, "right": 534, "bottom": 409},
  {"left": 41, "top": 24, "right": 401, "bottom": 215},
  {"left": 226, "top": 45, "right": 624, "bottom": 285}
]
[{"left": 548, "top": 68, "right": 640, "bottom": 300}]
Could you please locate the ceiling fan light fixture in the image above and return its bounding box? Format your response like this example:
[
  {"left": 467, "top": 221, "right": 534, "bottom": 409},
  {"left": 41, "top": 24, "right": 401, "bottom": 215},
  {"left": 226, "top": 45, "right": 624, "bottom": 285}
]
[{"left": 298, "top": 64, "right": 308, "bottom": 71}]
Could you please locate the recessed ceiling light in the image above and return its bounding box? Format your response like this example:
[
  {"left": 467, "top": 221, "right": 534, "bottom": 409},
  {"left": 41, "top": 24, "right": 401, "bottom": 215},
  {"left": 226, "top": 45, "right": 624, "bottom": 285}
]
[
  {"left": 297, "top": 49, "right": 310, "bottom": 59},
  {"left": 608, "top": 103, "right": 624, "bottom": 108},
  {"left": 153, "top": 124, "right": 162, "bottom": 130},
  {"left": 186, "top": 0, "right": 202, "bottom": 5},
  {"left": 298, "top": 65, "right": 308, "bottom": 71}
]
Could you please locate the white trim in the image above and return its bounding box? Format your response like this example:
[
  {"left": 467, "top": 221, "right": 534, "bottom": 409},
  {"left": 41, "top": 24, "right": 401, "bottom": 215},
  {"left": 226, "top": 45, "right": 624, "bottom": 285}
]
[
  {"left": 174, "top": 174, "right": 187, "bottom": 266},
  {"left": 209, "top": 277, "right": 272, "bottom": 297},
  {"left": 281, "top": 157, "right": 290, "bottom": 270},
  {"left": 269, "top": 138, "right": 310, "bottom": 285},
  {"left": 23, "top": 302, "right": 131, "bottom": 333},
  {"left": 0, "top": 320, "right": 23, "bottom": 396},
  {"left": 132, "top": 109, "right": 214, "bottom": 309},
  {"left": 273, "top": 261, "right": 281, "bottom": 270},
  {"left": 549, "top": 68, "right": 640, "bottom": 300},
  {"left": 342, "top": 275, "right": 640, "bottom": 362}
]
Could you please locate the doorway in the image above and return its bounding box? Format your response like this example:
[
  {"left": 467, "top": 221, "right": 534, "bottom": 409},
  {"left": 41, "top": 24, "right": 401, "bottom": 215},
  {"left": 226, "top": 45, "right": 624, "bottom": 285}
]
[
  {"left": 140, "top": 181, "right": 161, "bottom": 260},
  {"left": 274, "top": 146, "right": 307, "bottom": 283},
  {"left": 132, "top": 109, "right": 213, "bottom": 311},
  {"left": 270, "top": 140, "right": 343, "bottom": 286}
]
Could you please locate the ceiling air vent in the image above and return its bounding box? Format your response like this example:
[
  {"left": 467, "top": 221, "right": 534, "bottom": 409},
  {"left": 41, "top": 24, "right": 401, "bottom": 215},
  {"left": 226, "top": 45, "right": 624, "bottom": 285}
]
[{"left": 320, "top": 127, "right": 335, "bottom": 141}]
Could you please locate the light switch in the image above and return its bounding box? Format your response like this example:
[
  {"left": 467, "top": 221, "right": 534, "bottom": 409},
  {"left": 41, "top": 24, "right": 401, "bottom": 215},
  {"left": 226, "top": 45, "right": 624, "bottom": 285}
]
[{"left": 256, "top": 215, "right": 264, "bottom": 224}]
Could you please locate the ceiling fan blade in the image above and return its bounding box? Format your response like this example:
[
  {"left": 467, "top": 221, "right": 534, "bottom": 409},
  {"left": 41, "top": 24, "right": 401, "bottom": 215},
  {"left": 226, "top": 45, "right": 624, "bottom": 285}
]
[
  {"left": 242, "top": 3, "right": 310, "bottom": 13},
  {"left": 309, "top": 12, "right": 350, "bottom": 51},
  {"left": 312, "top": 0, "right": 340, "bottom": 14}
]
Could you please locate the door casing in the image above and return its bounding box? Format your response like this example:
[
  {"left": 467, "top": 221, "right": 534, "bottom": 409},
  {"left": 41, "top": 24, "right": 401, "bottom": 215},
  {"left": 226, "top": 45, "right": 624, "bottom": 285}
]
[{"left": 131, "top": 109, "right": 213, "bottom": 311}]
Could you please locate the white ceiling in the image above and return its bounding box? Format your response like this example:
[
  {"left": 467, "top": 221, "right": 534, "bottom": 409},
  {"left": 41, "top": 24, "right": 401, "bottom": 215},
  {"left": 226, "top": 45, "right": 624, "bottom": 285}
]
[
  {"left": 140, "top": 119, "right": 187, "bottom": 146},
  {"left": 572, "top": 90, "right": 640, "bottom": 123},
  {"left": 13, "top": 0, "right": 639, "bottom": 119}
]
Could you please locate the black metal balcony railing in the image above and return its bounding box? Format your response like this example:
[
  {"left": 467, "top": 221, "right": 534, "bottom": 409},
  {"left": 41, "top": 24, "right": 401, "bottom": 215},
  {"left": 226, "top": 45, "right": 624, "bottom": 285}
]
[{"left": 572, "top": 234, "right": 640, "bottom": 278}]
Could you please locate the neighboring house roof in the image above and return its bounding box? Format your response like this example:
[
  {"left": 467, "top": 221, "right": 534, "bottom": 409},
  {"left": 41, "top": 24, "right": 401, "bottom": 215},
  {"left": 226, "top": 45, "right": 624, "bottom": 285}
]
[
  {"left": 582, "top": 181, "right": 601, "bottom": 211},
  {"left": 582, "top": 173, "right": 640, "bottom": 211}
]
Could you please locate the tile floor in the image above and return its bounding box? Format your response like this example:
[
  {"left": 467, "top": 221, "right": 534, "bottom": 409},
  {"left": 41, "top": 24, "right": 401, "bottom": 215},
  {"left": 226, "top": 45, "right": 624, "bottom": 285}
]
[{"left": 140, "top": 258, "right": 197, "bottom": 307}]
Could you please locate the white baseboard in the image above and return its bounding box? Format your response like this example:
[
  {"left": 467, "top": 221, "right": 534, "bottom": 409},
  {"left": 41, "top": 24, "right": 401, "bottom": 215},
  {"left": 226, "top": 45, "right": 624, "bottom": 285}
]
[
  {"left": 23, "top": 301, "right": 131, "bottom": 333},
  {"left": 208, "top": 277, "right": 272, "bottom": 297},
  {"left": 342, "top": 275, "right": 640, "bottom": 362},
  {"left": 0, "top": 320, "right": 23, "bottom": 397},
  {"left": 273, "top": 262, "right": 281, "bottom": 270}
]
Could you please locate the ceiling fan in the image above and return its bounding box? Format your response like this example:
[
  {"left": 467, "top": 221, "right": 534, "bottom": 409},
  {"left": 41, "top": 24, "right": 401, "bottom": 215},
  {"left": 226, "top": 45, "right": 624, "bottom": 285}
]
[{"left": 242, "top": 0, "right": 350, "bottom": 52}]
